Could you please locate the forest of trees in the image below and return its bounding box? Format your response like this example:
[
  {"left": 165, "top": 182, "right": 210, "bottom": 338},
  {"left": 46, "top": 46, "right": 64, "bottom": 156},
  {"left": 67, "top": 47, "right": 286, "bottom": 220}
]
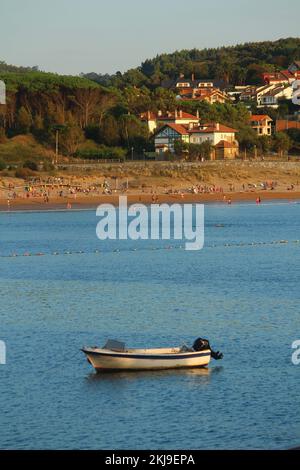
[
  {"left": 0, "top": 37, "right": 300, "bottom": 167},
  {"left": 82, "top": 37, "right": 300, "bottom": 88}
]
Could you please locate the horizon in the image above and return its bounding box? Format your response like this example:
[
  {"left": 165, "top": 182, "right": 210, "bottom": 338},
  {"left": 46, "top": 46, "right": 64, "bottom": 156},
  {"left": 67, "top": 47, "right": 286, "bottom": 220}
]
[{"left": 1, "top": 0, "right": 300, "bottom": 76}]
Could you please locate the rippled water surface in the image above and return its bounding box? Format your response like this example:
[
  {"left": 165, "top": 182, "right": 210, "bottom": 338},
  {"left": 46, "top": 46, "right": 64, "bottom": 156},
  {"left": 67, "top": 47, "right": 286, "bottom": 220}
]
[{"left": 0, "top": 202, "right": 300, "bottom": 449}]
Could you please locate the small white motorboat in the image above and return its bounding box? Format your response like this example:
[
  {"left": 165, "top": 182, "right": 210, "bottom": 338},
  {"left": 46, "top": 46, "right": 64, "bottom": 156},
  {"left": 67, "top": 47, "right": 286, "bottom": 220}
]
[{"left": 81, "top": 338, "right": 223, "bottom": 372}]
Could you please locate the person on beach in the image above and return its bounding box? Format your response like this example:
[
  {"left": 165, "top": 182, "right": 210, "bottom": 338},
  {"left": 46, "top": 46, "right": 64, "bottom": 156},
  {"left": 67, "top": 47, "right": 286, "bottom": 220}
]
[{"left": 256, "top": 197, "right": 261, "bottom": 204}]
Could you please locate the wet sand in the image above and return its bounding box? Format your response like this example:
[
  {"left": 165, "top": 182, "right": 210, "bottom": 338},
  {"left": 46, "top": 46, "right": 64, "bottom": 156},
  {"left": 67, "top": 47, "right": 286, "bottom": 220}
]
[{"left": 1, "top": 191, "right": 300, "bottom": 211}]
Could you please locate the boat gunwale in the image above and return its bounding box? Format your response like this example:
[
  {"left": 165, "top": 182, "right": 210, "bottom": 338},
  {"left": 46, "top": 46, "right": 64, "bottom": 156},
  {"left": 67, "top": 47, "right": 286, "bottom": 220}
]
[{"left": 82, "top": 347, "right": 211, "bottom": 360}]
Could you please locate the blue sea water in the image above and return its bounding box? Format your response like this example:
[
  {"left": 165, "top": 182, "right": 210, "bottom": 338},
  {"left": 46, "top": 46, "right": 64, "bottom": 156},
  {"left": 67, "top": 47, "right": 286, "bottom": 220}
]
[{"left": 0, "top": 202, "right": 300, "bottom": 450}]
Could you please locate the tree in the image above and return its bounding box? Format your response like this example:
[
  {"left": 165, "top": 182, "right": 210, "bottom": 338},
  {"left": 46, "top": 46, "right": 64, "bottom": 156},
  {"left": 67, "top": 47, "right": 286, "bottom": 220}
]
[
  {"left": 71, "top": 87, "right": 102, "bottom": 128},
  {"left": 123, "top": 86, "right": 151, "bottom": 113},
  {"left": 16, "top": 106, "right": 31, "bottom": 134},
  {"left": 286, "top": 129, "right": 300, "bottom": 151},
  {"left": 174, "top": 140, "right": 188, "bottom": 157},
  {"left": 237, "top": 125, "right": 258, "bottom": 151},
  {"left": 100, "top": 115, "right": 120, "bottom": 146},
  {"left": 60, "top": 125, "right": 85, "bottom": 155},
  {"left": 256, "top": 135, "right": 272, "bottom": 155},
  {"left": 0, "top": 126, "right": 6, "bottom": 143},
  {"left": 199, "top": 141, "right": 212, "bottom": 160},
  {"left": 273, "top": 132, "right": 291, "bottom": 157},
  {"left": 119, "top": 114, "right": 149, "bottom": 150}
]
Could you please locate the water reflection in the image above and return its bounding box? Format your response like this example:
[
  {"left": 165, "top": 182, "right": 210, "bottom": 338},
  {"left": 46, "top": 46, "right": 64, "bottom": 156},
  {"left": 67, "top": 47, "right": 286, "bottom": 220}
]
[{"left": 85, "top": 366, "right": 223, "bottom": 386}]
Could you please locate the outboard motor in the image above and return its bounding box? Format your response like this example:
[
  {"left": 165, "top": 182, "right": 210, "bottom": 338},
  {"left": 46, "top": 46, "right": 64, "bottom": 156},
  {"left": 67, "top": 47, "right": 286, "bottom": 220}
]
[{"left": 192, "top": 337, "right": 223, "bottom": 360}]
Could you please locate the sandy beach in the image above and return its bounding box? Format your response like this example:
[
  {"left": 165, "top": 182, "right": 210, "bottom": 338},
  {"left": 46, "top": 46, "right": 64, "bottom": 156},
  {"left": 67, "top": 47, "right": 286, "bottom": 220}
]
[
  {"left": 1, "top": 190, "right": 300, "bottom": 211},
  {"left": 2, "top": 160, "right": 300, "bottom": 211}
]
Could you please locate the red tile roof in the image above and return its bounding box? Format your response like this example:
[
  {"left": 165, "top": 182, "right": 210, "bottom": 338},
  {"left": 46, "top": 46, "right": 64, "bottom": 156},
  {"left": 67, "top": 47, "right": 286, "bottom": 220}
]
[
  {"left": 250, "top": 114, "right": 273, "bottom": 122},
  {"left": 155, "top": 122, "right": 238, "bottom": 137},
  {"left": 163, "top": 123, "right": 189, "bottom": 135}
]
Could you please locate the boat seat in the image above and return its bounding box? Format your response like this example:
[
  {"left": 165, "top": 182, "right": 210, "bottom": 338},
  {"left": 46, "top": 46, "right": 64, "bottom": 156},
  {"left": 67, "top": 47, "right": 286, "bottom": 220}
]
[{"left": 103, "top": 339, "right": 126, "bottom": 352}]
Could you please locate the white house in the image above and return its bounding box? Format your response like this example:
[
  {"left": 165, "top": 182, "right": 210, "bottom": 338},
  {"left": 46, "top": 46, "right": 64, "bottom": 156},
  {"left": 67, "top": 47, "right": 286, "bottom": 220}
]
[
  {"left": 257, "top": 84, "right": 293, "bottom": 108},
  {"left": 154, "top": 122, "right": 239, "bottom": 159},
  {"left": 188, "top": 122, "right": 237, "bottom": 146},
  {"left": 140, "top": 110, "right": 200, "bottom": 133},
  {"left": 154, "top": 123, "right": 190, "bottom": 153}
]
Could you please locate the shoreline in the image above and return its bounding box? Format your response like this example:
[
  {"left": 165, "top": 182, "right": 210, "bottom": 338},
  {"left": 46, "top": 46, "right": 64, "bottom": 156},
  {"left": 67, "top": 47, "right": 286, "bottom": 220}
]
[{"left": 1, "top": 191, "right": 300, "bottom": 212}]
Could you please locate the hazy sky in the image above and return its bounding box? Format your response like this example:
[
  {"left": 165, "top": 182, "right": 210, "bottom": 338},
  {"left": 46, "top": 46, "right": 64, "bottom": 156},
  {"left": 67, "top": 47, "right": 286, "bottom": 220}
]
[{"left": 1, "top": 0, "right": 299, "bottom": 75}]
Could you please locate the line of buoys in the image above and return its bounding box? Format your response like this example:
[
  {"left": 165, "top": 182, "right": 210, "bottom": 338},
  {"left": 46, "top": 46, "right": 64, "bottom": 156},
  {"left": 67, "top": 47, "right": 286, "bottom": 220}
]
[{"left": 0, "top": 239, "right": 297, "bottom": 260}]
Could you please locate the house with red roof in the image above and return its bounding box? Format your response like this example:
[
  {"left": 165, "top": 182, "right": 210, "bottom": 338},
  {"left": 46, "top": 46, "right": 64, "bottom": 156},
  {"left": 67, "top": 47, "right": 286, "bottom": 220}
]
[
  {"left": 236, "top": 83, "right": 293, "bottom": 108},
  {"left": 174, "top": 74, "right": 215, "bottom": 90},
  {"left": 154, "top": 122, "right": 239, "bottom": 159},
  {"left": 177, "top": 87, "right": 230, "bottom": 104},
  {"left": 140, "top": 109, "right": 200, "bottom": 133},
  {"left": 263, "top": 62, "right": 300, "bottom": 86},
  {"left": 173, "top": 74, "right": 230, "bottom": 104},
  {"left": 262, "top": 71, "right": 294, "bottom": 86},
  {"left": 249, "top": 114, "right": 273, "bottom": 136},
  {"left": 154, "top": 123, "right": 190, "bottom": 153}
]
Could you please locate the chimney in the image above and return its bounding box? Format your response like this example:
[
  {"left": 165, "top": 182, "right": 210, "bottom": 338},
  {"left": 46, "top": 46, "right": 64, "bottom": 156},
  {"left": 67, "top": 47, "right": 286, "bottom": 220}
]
[
  {"left": 216, "top": 122, "right": 220, "bottom": 131},
  {"left": 158, "top": 110, "right": 162, "bottom": 117},
  {"left": 175, "top": 109, "right": 178, "bottom": 119},
  {"left": 180, "top": 73, "right": 185, "bottom": 79},
  {"left": 196, "top": 109, "right": 200, "bottom": 119},
  {"left": 147, "top": 110, "right": 151, "bottom": 120},
  {"left": 192, "top": 73, "right": 195, "bottom": 82},
  {"left": 179, "top": 109, "right": 183, "bottom": 118}
]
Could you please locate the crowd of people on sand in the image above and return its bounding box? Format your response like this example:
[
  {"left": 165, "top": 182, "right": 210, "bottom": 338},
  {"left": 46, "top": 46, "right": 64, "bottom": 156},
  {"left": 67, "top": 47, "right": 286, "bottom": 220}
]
[
  {"left": 1, "top": 174, "right": 300, "bottom": 211},
  {"left": 188, "top": 180, "right": 298, "bottom": 193},
  {"left": 0, "top": 177, "right": 117, "bottom": 203},
  {"left": 189, "top": 184, "right": 225, "bottom": 194},
  {"left": 185, "top": 181, "right": 284, "bottom": 194}
]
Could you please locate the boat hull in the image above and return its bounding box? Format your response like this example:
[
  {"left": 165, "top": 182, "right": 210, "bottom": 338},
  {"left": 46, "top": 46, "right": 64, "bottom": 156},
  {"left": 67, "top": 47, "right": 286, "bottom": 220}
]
[{"left": 82, "top": 348, "right": 211, "bottom": 371}]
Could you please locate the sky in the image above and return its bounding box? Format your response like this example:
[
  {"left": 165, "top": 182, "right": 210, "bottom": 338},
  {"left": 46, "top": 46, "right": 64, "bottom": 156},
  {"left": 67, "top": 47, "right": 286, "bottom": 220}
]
[{"left": 1, "top": 0, "right": 300, "bottom": 75}]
